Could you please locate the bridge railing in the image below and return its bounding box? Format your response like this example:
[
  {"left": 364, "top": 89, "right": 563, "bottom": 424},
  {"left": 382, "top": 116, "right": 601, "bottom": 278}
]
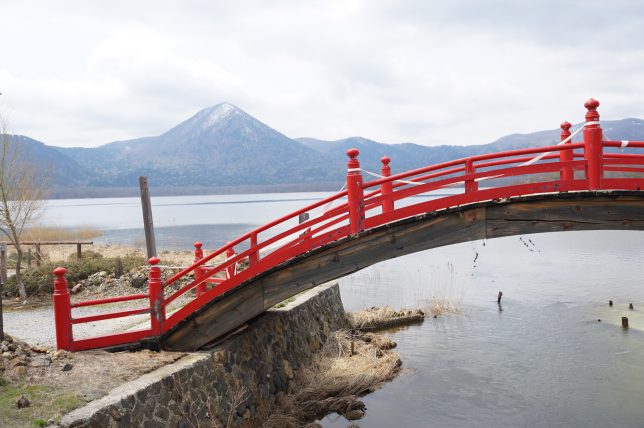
[{"left": 52, "top": 98, "right": 644, "bottom": 351}]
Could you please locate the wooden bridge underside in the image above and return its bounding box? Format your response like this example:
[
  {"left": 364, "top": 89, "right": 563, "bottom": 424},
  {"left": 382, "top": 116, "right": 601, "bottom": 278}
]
[{"left": 162, "top": 191, "right": 644, "bottom": 350}]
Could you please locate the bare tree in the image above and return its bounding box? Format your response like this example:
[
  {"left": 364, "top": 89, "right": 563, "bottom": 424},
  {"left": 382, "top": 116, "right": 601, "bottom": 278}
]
[{"left": 0, "top": 114, "right": 48, "bottom": 302}]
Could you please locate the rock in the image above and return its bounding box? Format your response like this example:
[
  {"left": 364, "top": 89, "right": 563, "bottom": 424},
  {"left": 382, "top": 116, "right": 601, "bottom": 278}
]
[
  {"left": 98, "top": 271, "right": 108, "bottom": 278},
  {"left": 16, "top": 395, "right": 30, "bottom": 409},
  {"left": 0, "top": 343, "right": 8, "bottom": 352},
  {"left": 30, "top": 355, "right": 52, "bottom": 367},
  {"left": 344, "top": 409, "right": 365, "bottom": 420},
  {"left": 1, "top": 351, "right": 11, "bottom": 357},
  {"left": 31, "top": 346, "right": 49, "bottom": 354},
  {"left": 71, "top": 284, "right": 83, "bottom": 294},
  {"left": 283, "top": 359, "right": 294, "bottom": 379},
  {"left": 108, "top": 406, "right": 122, "bottom": 421},
  {"left": 62, "top": 363, "right": 73, "bottom": 372},
  {"left": 53, "top": 350, "right": 70, "bottom": 359},
  {"left": 131, "top": 274, "right": 147, "bottom": 289},
  {"left": 12, "top": 359, "right": 27, "bottom": 367},
  {"left": 14, "top": 366, "right": 28, "bottom": 376}
]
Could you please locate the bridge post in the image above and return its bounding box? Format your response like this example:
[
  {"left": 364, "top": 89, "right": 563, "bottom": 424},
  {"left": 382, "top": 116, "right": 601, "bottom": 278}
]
[
  {"left": 225, "top": 246, "right": 237, "bottom": 278},
  {"left": 148, "top": 257, "right": 165, "bottom": 336},
  {"left": 559, "top": 121, "right": 573, "bottom": 181},
  {"left": 249, "top": 233, "right": 259, "bottom": 267},
  {"left": 193, "top": 242, "right": 205, "bottom": 297},
  {"left": 380, "top": 156, "right": 394, "bottom": 213},
  {"left": 464, "top": 159, "right": 478, "bottom": 193},
  {"left": 583, "top": 98, "right": 603, "bottom": 189},
  {"left": 346, "top": 148, "right": 365, "bottom": 234},
  {"left": 52, "top": 267, "right": 73, "bottom": 351}
]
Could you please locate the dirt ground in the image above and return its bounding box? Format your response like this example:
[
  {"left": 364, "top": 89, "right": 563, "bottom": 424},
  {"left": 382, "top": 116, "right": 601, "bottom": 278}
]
[
  {"left": 0, "top": 244, "right": 195, "bottom": 426},
  {"left": 0, "top": 332, "right": 184, "bottom": 427}
]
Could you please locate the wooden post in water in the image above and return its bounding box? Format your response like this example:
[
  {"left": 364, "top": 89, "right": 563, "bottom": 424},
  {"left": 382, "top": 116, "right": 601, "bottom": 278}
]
[
  {"left": 622, "top": 317, "right": 629, "bottom": 329},
  {"left": 609, "top": 300, "right": 613, "bottom": 307},
  {"left": 497, "top": 291, "right": 503, "bottom": 304},
  {"left": 139, "top": 176, "right": 157, "bottom": 259},
  {"left": 629, "top": 303, "right": 634, "bottom": 310}
]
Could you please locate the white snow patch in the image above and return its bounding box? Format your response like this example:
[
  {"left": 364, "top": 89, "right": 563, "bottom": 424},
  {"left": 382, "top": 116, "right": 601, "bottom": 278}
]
[{"left": 197, "top": 103, "right": 237, "bottom": 129}]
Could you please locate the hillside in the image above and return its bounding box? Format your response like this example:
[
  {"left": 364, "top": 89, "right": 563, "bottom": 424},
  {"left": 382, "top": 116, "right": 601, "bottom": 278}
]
[{"left": 5, "top": 104, "right": 644, "bottom": 197}]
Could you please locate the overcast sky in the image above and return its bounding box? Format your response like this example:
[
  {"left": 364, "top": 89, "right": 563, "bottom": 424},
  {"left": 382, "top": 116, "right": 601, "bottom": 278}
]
[{"left": 1, "top": 0, "right": 643, "bottom": 148}]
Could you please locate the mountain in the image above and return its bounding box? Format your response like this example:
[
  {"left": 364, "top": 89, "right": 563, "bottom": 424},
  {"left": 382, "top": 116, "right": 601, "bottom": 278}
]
[
  {"left": 5, "top": 104, "right": 644, "bottom": 197},
  {"left": 58, "top": 103, "right": 334, "bottom": 188},
  {"left": 4, "top": 135, "right": 89, "bottom": 186}
]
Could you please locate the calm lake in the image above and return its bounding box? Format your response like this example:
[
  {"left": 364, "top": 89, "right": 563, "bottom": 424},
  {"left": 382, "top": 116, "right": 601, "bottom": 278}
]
[{"left": 42, "top": 192, "right": 644, "bottom": 427}]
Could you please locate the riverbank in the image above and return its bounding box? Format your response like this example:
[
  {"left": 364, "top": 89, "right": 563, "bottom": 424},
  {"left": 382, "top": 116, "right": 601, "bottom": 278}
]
[{"left": 2, "top": 277, "right": 426, "bottom": 427}]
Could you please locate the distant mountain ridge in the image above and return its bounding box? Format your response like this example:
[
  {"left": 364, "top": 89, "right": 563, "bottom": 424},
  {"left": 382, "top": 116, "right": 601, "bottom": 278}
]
[{"left": 6, "top": 103, "right": 644, "bottom": 197}]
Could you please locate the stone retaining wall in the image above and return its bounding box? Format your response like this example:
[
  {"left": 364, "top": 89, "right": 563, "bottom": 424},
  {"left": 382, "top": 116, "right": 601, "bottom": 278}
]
[{"left": 61, "top": 282, "right": 348, "bottom": 427}]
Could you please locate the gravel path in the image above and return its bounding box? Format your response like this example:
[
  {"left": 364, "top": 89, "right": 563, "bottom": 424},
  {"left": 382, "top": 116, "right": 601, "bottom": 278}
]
[{"left": 3, "top": 305, "right": 150, "bottom": 348}]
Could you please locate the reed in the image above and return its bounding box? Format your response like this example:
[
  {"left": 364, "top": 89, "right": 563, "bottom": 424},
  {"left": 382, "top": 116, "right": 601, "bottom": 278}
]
[
  {"left": 21, "top": 224, "right": 103, "bottom": 241},
  {"left": 261, "top": 330, "right": 401, "bottom": 426}
]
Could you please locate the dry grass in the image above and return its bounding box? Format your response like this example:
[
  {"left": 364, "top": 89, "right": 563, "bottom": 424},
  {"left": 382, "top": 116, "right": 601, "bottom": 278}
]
[
  {"left": 261, "top": 330, "right": 402, "bottom": 426},
  {"left": 348, "top": 306, "right": 425, "bottom": 331},
  {"left": 426, "top": 294, "right": 463, "bottom": 316},
  {"left": 22, "top": 225, "right": 103, "bottom": 242}
]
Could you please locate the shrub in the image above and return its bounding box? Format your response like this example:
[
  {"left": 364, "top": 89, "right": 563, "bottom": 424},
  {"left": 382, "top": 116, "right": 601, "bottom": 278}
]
[{"left": 4, "top": 253, "right": 146, "bottom": 297}]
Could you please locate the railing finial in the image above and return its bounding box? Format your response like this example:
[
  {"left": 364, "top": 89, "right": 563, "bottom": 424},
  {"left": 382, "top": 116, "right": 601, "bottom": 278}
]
[
  {"left": 560, "top": 121, "right": 571, "bottom": 132},
  {"left": 347, "top": 148, "right": 360, "bottom": 170},
  {"left": 584, "top": 98, "right": 600, "bottom": 123}
]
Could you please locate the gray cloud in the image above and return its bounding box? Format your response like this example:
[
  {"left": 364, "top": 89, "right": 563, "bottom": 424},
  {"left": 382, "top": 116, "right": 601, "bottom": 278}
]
[{"left": 1, "top": 0, "right": 643, "bottom": 148}]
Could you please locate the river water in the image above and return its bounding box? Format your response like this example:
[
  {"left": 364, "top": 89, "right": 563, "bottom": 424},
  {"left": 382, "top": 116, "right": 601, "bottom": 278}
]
[{"left": 41, "top": 193, "right": 644, "bottom": 428}]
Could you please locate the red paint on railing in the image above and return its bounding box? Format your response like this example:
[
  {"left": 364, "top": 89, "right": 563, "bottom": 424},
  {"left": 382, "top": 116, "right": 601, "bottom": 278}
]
[
  {"left": 148, "top": 257, "right": 164, "bottom": 335},
  {"left": 193, "top": 242, "right": 205, "bottom": 297},
  {"left": 346, "top": 148, "right": 365, "bottom": 234},
  {"left": 380, "top": 156, "right": 394, "bottom": 213},
  {"left": 52, "top": 98, "right": 644, "bottom": 351},
  {"left": 53, "top": 267, "right": 73, "bottom": 351},
  {"left": 560, "top": 121, "right": 574, "bottom": 181}
]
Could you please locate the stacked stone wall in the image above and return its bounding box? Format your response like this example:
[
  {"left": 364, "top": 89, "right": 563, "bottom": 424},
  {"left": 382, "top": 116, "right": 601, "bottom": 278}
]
[{"left": 61, "top": 282, "right": 347, "bottom": 427}]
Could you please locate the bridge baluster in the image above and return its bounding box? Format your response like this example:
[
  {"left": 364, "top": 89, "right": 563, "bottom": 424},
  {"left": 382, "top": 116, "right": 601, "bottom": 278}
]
[
  {"left": 464, "top": 159, "right": 478, "bottom": 193},
  {"left": 193, "top": 242, "right": 205, "bottom": 297},
  {"left": 380, "top": 156, "right": 394, "bottom": 213},
  {"left": 52, "top": 267, "right": 73, "bottom": 351},
  {"left": 148, "top": 257, "right": 165, "bottom": 336},
  {"left": 583, "top": 98, "right": 603, "bottom": 189},
  {"left": 346, "top": 148, "right": 365, "bottom": 234},
  {"left": 249, "top": 233, "right": 259, "bottom": 266},
  {"left": 559, "top": 121, "right": 573, "bottom": 182},
  {"left": 225, "top": 246, "right": 237, "bottom": 278}
]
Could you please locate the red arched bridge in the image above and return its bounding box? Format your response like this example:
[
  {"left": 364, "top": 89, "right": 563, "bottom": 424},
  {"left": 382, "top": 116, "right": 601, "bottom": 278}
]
[{"left": 52, "top": 99, "right": 644, "bottom": 351}]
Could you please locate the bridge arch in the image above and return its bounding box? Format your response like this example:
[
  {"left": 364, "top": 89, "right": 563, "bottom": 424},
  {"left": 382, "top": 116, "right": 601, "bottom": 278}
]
[{"left": 162, "top": 191, "right": 644, "bottom": 350}]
